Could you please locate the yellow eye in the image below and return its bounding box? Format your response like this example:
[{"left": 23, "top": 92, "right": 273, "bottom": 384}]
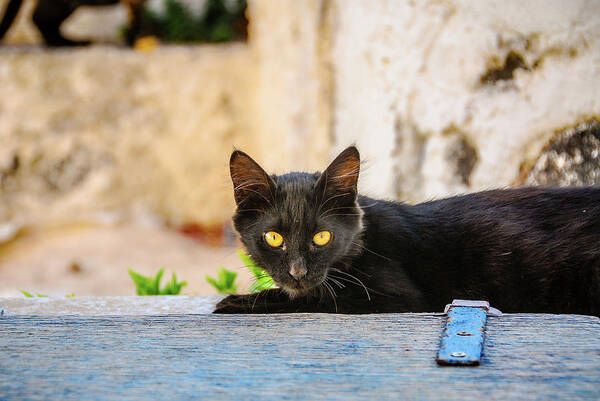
[
  {"left": 264, "top": 231, "right": 283, "bottom": 247},
  {"left": 313, "top": 231, "right": 332, "bottom": 246}
]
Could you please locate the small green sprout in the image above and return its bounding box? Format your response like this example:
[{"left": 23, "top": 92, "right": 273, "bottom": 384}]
[
  {"left": 205, "top": 250, "right": 277, "bottom": 294},
  {"left": 206, "top": 268, "right": 238, "bottom": 294},
  {"left": 238, "top": 250, "right": 277, "bottom": 293},
  {"left": 128, "top": 268, "right": 187, "bottom": 295},
  {"left": 21, "top": 291, "right": 49, "bottom": 298}
]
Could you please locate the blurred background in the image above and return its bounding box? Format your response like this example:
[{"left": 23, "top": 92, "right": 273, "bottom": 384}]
[{"left": 0, "top": 0, "right": 599, "bottom": 297}]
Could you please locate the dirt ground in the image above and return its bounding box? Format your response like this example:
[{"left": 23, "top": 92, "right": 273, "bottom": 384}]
[{"left": 0, "top": 224, "right": 253, "bottom": 297}]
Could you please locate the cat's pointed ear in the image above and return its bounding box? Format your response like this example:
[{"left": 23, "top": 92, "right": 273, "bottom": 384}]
[
  {"left": 316, "top": 146, "right": 360, "bottom": 203},
  {"left": 230, "top": 150, "right": 275, "bottom": 208}
]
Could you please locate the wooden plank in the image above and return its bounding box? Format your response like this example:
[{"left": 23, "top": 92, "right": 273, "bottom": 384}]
[
  {"left": 1, "top": 313, "right": 599, "bottom": 400},
  {"left": 0, "top": 296, "right": 224, "bottom": 316}
]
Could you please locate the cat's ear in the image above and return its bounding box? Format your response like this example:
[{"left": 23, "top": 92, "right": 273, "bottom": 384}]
[
  {"left": 230, "top": 150, "right": 275, "bottom": 208},
  {"left": 316, "top": 146, "right": 360, "bottom": 204}
]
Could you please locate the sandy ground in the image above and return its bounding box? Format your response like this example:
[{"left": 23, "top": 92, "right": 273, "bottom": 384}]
[{"left": 0, "top": 224, "right": 254, "bottom": 297}]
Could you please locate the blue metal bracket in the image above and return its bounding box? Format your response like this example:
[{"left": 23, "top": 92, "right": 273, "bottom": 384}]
[{"left": 436, "top": 300, "right": 501, "bottom": 366}]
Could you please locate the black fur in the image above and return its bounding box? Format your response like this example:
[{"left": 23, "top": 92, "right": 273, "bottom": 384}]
[{"left": 215, "top": 146, "right": 600, "bottom": 315}]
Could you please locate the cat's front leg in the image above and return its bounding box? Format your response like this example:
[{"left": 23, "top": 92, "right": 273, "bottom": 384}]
[{"left": 214, "top": 289, "right": 301, "bottom": 314}]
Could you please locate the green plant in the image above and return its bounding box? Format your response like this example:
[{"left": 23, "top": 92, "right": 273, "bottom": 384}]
[
  {"left": 125, "top": 0, "right": 247, "bottom": 44},
  {"left": 128, "top": 268, "right": 187, "bottom": 295},
  {"left": 238, "top": 250, "right": 277, "bottom": 293},
  {"left": 206, "top": 267, "right": 238, "bottom": 294},
  {"left": 21, "top": 291, "right": 75, "bottom": 297},
  {"left": 21, "top": 291, "right": 48, "bottom": 297},
  {"left": 205, "top": 250, "right": 277, "bottom": 294}
]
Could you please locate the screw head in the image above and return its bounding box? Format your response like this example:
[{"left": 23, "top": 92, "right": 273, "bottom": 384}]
[{"left": 450, "top": 352, "right": 467, "bottom": 358}]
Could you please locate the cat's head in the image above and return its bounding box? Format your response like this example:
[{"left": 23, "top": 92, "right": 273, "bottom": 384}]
[{"left": 230, "top": 146, "right": 364, "bottom": 298}]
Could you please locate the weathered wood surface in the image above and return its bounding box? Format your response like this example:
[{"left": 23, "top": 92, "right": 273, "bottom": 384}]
[
  {"left": 1, "top": 310, "right": 599, "bottom": 400},
  {"left": 0, "top": 296, "right": 223, "bottom": 316}
]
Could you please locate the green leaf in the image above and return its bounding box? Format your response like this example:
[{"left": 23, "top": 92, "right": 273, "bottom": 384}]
[
  {"left": 129, "top": 268, "right": 186, "bottom": 296},
  {"left": 206, "top": 275, "right": 223, "bottom": 292},
  {"left": 160, "top": 273, "right": 188, "bottom": 295},
  {"left": 205, "top": 267, "right": 238, "bottom": 294},
  {"left": 129, "top": 269, "right": 153, "bottom": 295},
  {"left": 20, "top": 291, "right": 49, "bottom": 297},
  {"left": 237, "top": 250, "right": 277, "bottom": 293},
  {"left": 153, "top": 269, "right": 164, "bottom": 295},
  {"left": 249, "top": 276, "right": 277, "bottom": 293}
]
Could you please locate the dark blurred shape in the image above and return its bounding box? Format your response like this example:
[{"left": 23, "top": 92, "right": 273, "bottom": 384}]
[
  {"left": 1, "top": 0, "right": 247, "bottom": 46},
  {"left": 0, "top": 0, "right": 22, "bottom": 40},
  {"left": 69, "top": 262, "right": 82, "bottom": 273},
  {"left": 525, "top": 121, "right": 600, "bottom": 186},
  {"left": 178, "top": 222, "right": 226, "bottom": 247},
  {"left": 480, "top": 51, "right": 528, "bottom": 85},
  {"left": 446, "top": 136, "right": 478, "bottom": 186},
  {"left": 0, "top": 0, "right": 144, "bottom": 46},
  {"left": 135, "top": 0, "right": 248, "bottom": 43}
]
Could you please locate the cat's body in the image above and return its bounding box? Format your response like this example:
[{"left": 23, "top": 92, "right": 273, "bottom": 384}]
[{"left": 215, "top": 147, "right": 600, "bottom": 315}]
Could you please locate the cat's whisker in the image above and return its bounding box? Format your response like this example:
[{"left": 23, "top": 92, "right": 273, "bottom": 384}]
[
  {"left": 233, "top": 180, "right": 268, "bottom": 192},
  {"left": 235, "top": 187, "right": 273, "bottom": 207},
  {"left": 324, "top": 279, "right": 338, "bottom": 298},
  {"left": 319, "top": 285, "right": 327, "bottom": 303},
  {"left": 327, "top": 276, "right": 345, "bottom": 289},
  {"left": 236, "top": 208, "right": 266, "bottom": 214},
  {"left": 351, "top": 241, "right": 392, "bottom": 261},
  {"left": 253, "top": 288, "right": 272, "bottom": 311},
  {"left": 329, "top": 273, "right": 371, "bottom": 292},
  {"left": 250, "top": 297, "right": 256, "bottom": 311},
  {"left": 329, "top": 268, "right": 372, "bottom": 301},
  {"left": 318, "top": 206, "right": 354, "bottom": 218},
  {"left": 241, "top": 219, "right": 265, "bottom": 230},
  {"left": 317, "top": 192, "right": 352, "bottom": 214},
  {"left": 321, "top": 213, "right": 363, "bottom": 218},
  {"left": 318, "top": 203, "right": 375, "bottom": 219},
  {"left": 329, "top": 169, "right": 359, "bottom": 181},
  {"left": 322, "top": 281, "right": 338, "bottom": 312}
]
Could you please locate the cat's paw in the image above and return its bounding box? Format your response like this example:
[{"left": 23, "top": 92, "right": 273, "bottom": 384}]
[
  {"left": 213, "top": 294, "right": 256, "bottom": 313},
  {"left": 213, "top": 289, "right": 293, "bottom": 313}
]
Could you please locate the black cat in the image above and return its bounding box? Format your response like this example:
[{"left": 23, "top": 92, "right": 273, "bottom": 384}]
[
  {"left": 215, "top": 146, "right": 600, "bottom": 315},
  {"left": 0, "top": 0, "right": 144, "bottom": 46}
]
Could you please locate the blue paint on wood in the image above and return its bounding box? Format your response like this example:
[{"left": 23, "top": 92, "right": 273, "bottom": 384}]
[
  {"left": 1, "top": 313, "right": 599, "bottom": 400},
  {"left": 436, "top": 306, "right": 487, "bottom": 366}
]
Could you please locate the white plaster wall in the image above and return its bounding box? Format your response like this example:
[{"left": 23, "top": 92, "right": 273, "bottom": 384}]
[
  {"left": 248, "top": 0, "right": 331, "bottom": 174},
  {"left": 331, "top": 0, "right": 600, "bottom": 202},
  {"left": 1, "top": 0, "right": 598, "bottom": 237}
]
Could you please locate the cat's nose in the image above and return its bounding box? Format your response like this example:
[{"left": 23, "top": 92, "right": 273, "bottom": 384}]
[{"left": 289, "top": 263, "right": 307, "bottom": 280}]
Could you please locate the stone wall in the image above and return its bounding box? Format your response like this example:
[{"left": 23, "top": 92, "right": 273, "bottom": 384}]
[
  {"left": 0, "top": 45, "right": 259, "bottom": 235},
  {"left": 328, "top": 0, "right": 600, "bottom": 202},
  {"left": 247, "top": 0, "right": 331, "bottom": 173},
  {"left": 0, "top": 0, "right": 334, "bottom": 239},
  {"left": 1, "top": 0, "right": 599, "bottom": 240}
]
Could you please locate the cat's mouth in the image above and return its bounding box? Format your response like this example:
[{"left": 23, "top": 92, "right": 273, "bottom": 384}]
[{"left": 278, "top": 276, "right": 327, "bottom": 299}]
